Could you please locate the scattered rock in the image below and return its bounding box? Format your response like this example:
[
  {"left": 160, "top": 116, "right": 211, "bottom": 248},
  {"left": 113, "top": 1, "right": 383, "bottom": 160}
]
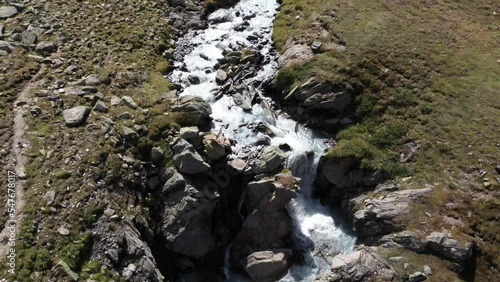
[
  {"left": 35, "top": 41, "right": 57, "bottom": 54},
  {"left": 121, "top": 126, "right": 138, "bottom": 140},
  {"left": 93, "top": 101, "right": 109, "bottom": 113},
  {"left": 0, "top": 6, "right": 18, "bottom": 19},
  {"left": 216, "top": 69, "right": 228, "bottom": 84},
  {"left": 408, "top": 271, "right": 427, "bottom": 282},
  {"left": 44, "top": 191, "right": 56, "bottom": 206},
  {"left": 208, "top": 9, "right": 233, "bottom": 24},
  {"left": 62, "top": 106, "right": 90, "bottom": 126},
  {"left": 311, "top": 41, "right": 322, "bottom": 52},
  {"left": 30, "top": 106, "right": 43, "bottom": 116},
  {"left": 110, "top": 95, "right": 122, "bottom": 106},
  {"left": 57, "top": 227, "right": 70, "bottom": 236},
  {"left": 21, "top": 31, "right": 37, "bottom": 45},
  {"left": 0, "top": 41, "right": 13, "bottom": 53},
  {"left": 85, "top": 74, "right": 100, "bottom": 86},
  {"left": 122, "top": 96, "right": 138, "bottom": 109},
  {"left": 118, "top": 111, "right": 131, "bottom": 120}
]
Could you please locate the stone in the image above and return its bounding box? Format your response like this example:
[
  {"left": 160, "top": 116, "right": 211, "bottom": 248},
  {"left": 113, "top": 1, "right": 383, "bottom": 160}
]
[
  {"left": 44, "top": 191, "right": 55, "bottom": 206},
  {"left": 179, "top": 126, "right": 202, "bottom": 147},
  {"left": 121, "top": 126, "right": 138, "bottom": 140},
  {"left": 228, "top": 159, "right": 247, "bottom": 174},
  {"left": 311, "top": 40, "right": 322, "bottom": 52},
  {"left": 30, "top": 107, "right": 43, "bottom": 116},
  {"left": 215, "top": 69, "right": 228, "bottom": 84},
  {"left": 408, "top": 272, "right": 427, "bottom": 282},
  {"left": 122, "top": 96, "right": 138, "bottom": 109},
  {"left": 0, "top": 41, "right": 13, "bottom": 53},
  {"left": 203, "top": 133, "right": 230, "bottom": 160},
  {"left": 62, "top": 106, "right": 90, "bottom": 126},
  {"left": 93, "top": 101, "right": 109, "bottom": 113},
  {"left": 0, "top": 6, "right": 18, "bottom": 19},
  {"left": 118, "top": 111, "right": 131, "bottom": 120},
  {"left": 21, "top": 31, "right": 37, "bottom": 45},
  {"left": 105, "top": 249, "right": 120, "bottom": 264},
  {"left": 423, "top": 265, "right": 432, "bottom": 275},
  {"left": 110, "top": 95, "right": 122, "bottom": 106},
  {"left": 251, "top": 146, "right": 286, "bottom": 174},
  {"left": 172, "top": 96, "right": 212, "bottom": 126},
  {"left": 208, "top": 9, "right": 233, "bottom": 24},
  {"left": 326, "top": 246, "right": 398, "bottom": 282},
  {"left": 35, "top": 41, "right": 57, "bottom": 54},
  {"left": 85, "top": 74, "right": 100, "bottom": 86},
  {"left": 188, "top": 74, "right": 200, "bottom": 85},
  {"left": 151, "top": 147, "right": 164, "bottom": 164},
  {"left": 244, "top": 250, "right": 292, "bottom": 282},
  {"left": 57, "top": 227, "right": 70, "bottom": 236},
  {"left": 345, "top": 188, "right": 432, "bottom": 238},
  {"left": 172, "top": 138, "right": 211, "bottom": 174}
]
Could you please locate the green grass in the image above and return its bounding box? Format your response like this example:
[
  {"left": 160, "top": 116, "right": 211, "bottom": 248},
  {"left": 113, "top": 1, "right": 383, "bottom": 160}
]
[{"left": 274, "top": 0, "right": 500, "bottom": 279}]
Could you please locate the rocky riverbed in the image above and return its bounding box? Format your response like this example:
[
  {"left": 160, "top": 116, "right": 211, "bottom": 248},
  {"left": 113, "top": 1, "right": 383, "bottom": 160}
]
[{"left": 1, "top": 0, "right": 497, "bottom": 282}]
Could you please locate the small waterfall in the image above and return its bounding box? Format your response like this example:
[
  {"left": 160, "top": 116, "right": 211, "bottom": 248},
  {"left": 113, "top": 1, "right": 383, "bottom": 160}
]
[{"left": 169, "top": 0, "right": 356, "bottom": 281}]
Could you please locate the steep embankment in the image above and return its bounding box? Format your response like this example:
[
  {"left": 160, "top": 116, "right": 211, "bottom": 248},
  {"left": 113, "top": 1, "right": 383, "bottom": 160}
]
[{"left": 272, "top": 0, "right": 499, "bottom": 281}]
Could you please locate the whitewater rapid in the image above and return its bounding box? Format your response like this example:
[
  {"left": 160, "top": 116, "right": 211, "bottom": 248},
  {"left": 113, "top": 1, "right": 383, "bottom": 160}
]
[{"left": 169, "top": 0, "right": 356, "bottom": 281}]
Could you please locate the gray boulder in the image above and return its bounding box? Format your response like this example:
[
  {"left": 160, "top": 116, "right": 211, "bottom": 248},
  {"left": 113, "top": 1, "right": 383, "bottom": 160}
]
[
  {"left": 203, "top": 133, "right": 230, "bottom": 160},
  {"left": 160, "top": 167, "right": 218, "bottom": 257},
  {"left": 250, "top": 146, "right": 286, "bottom": 174},
  {"left": 344, "top": 188, "right": 431, "bottom": 238},
  {"left": 62, "top": 106, "right": 90, "bottom": 126},
  {"left": 172, "top": 95, "right": 212, "bottom": 126},
  {"left": 408, "top": 272, "right": 427, "bottom": 282},
  {"left": 85, "top": 74, "right": 100, "bottom": 86},
  {"left": 172, "top": 138, "right": 211, "bottom": 174},
  {"left": 35, "top": 41, "right": 57, "bottom": 54},
  {"left": 179, "top": 126, "right": 202, "bottom": 147},
  {"left": 208, "top": 9, "right": 233, "bottom": 24},
  {"left": 0, "top": 6, "right": 17, "bottom": 19},
  {"left": 317, "top": 246, "right": 398, "bottom": 282},
  {"left": 244, "top": 250, "right": 292, "bottom": 282},
  {"left": 93, "top": 101, "right": 109, "bottom": 113}
]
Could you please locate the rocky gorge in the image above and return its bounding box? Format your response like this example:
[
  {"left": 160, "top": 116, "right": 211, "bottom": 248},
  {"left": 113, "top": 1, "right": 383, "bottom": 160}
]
[{"left": 0, "top": 0, "right": 498, "bottom": 282}]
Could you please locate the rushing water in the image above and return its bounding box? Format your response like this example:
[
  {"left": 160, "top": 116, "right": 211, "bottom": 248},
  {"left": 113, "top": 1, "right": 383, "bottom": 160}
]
[{"left": 170, "top": 0, "right": 356, "bottom": 281}]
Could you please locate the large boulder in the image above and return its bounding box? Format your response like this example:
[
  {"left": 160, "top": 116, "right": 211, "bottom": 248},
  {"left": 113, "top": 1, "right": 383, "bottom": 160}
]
[
  {"left": 277, "top": 39, "right": 314, "bottom": 67},
  {"left": 314, "top": 155, "right": 383, "bottom": 205},
  {"left": 35, "top": 41, "right": 57, "bottom": 54},
  {"left": 317, "top": 246, "right": 398, "bottom": 282},
  {"left": 0, "top": 6, "right": 18, "bottom": 19},
  {"left": 343, "top": 187, "right": 432, "bottom": 239},
  {"left": 62, "top": 106, "right": 90, "bottom": 126},
  {"left": 248, "top": 146, "right": 287, "bottom": 175},
  {"left": 160, "top": 167, "right": 219, "bottom": 257},
  {"left": 172, "top": 138, "right": 211, "bottom": 174},
  {"left": 244, "top": 249, "right": 293, "bottom": 282},
  {"left": 203, "top": 133, "right": 231, "bottom": 160},
  {"left": 231, "top": 173, "right": 298, "bottom": 271},
  {"left": 172, "top": 95, "right": 212, "bottom": 126}
]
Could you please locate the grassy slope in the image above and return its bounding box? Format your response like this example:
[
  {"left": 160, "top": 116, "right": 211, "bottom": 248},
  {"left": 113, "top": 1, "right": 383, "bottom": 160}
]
[
  {"left": 0, "top": 0, "right": 183, "bottom": 281},
  {"left": 274, "top": 0, "right": 499, "bottom": 280}
]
